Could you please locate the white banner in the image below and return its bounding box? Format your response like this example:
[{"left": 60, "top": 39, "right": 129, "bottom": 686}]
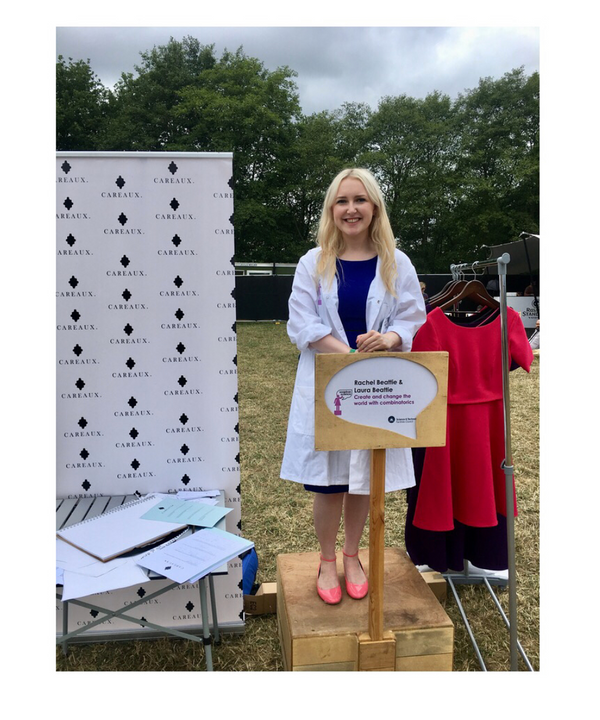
[
  {"left": 505, "top": 296, "right": 540, "bottom": 328},
  {"left": 56, "top": 152, "right": 244, "bottom": 635}
]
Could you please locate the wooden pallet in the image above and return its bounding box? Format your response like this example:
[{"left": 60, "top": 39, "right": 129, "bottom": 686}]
[{"left": 277, "top": 548, "right": 453, "bottom": 671}]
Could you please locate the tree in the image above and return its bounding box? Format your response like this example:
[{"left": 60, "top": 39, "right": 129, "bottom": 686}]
[
  {"left": 450, "top": 68, "right": 540, "bottom": 261},
  {"left": 101, "top": 37, "right": 218, "bottom": 151},
  {"left": 364, "top": 92, "right": 458, "bottom": 271},
  {"left": 56, "top": 56, "right": 110, "bottom": 150}
]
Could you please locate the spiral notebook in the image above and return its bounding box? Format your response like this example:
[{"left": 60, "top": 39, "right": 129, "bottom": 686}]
[{"left": 56, "top": 494, "right": 188, "bottom": 562}]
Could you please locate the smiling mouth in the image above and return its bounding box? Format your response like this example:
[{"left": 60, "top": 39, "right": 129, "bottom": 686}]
[{"left": 344, "top": 218, "right": 361, "bottom": 223}]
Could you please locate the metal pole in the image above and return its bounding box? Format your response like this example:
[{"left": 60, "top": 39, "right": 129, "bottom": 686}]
[
  {"left": 198, "top": 577, "right": 214, "bottom": 671},
  {"left": 446, "top": 577, "right": 487, "bottom": 671},
  {"left": 483, "top": 578, "right": 534, "bottom": 671},
  {"left": 498, "top": 253, "right": 519, "bottom": 671}
]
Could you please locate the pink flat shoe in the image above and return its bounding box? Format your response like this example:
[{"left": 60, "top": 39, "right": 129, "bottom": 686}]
[
  {"left": 343, "top": 550, "right": 369, "bottom": 599},
  {"left": 317, "top": 555, "right": 342, "bottom": 605}
]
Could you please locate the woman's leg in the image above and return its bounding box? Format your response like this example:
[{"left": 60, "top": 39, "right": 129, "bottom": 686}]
[
  {"left": 313, "top": 492, "right": 345, "bottom": 589},
  {"left": 342, "top": 493, "right": 370, "bottom": 585}
]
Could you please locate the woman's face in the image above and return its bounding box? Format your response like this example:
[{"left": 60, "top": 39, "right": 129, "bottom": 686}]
[{"left": 332, "top": 177, "right": 376, "bottom": 242}]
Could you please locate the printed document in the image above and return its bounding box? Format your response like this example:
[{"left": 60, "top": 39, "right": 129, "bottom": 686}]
[{"left": 136, "top": 527, "right": 254, "bottom": 583}]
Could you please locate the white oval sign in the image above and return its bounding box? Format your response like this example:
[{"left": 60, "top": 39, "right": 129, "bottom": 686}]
[{"left": 324, "top": 356, "right": 438, "bottom": 439}]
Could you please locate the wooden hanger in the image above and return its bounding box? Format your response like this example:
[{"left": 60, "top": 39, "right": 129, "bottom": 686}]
[
  {"left": 439, "top": 279, "right": 499, "bottom": 311},
  {"left": 429, "top": 280, "right": 468, "bottom": 307}
]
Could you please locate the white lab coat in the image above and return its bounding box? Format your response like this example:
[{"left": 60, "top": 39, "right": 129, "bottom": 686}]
[{"left": 280, "top": 247, "right": 427, "bottom": 494}]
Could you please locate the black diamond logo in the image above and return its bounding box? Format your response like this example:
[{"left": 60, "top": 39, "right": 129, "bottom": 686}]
[
  {"left": 120, "top": 255, "right": 130, "bottom": 267},
  {"left": 232, "top": 321, "right": 237, "bottom": 333},
  {"left": 82, "top": 479, "right": 91, "bottom": 491},
  {"left": 129, "top": 428, "right": 139, "bottom": 439},
  {"left": 179, "top": 414, "right": 188, "bottom": 425},
  {"left": 75, "top": 378, "right": 85, "bottom": 390},
  {"left": 73, "top": 344, "right": 83, "bottom": 357},
  {"left": 181, "top": 474, "right": 190, "bottom": 486},
  {"left": 175, "top": 308, "right": 184, "bottom": 320},
  {"left": 80, "top": 448, "right": 89, "bottom": 460},
  {"left": 118, "top": 213, "right": 128, "bottom": 226},
  {"left": 64, "top": 197, "right": 73, "bottom": 210},
  {"left": 128, "top": 397, "right": 137, "bottom": 408},
  {"left": 71, "top": 309, "right": 81, "bottom": 322},
  {"left": 172, "top": 234, "right": 182, "bottom": 247},
  {"left": 170, "top": 198, "right": 179, "bottom": 211},
  {"left": 176, "top": 342, "right": 185, "bottom": 354},
  {"left": 178, "top": 376, "right": 187, "bottom": 387},
  {"left": 230, "top": 254, "right": 235, "bottom": 266},
  {"left": 122, "top": 288, "right": 132, "bottom": 301},
  {"left": 229, "top": 213, "right": 234, "bottom": 225},
  {"left": 90, "top": 610, "right": 99, "bottom": 619},
  {"left": 231, "top": 287, "right": 236, "bottom": 300},
  {"left": 185, "top": 601, "right": 194, "bottom": 612},
  {"left": 137, "top": 587, "right": 146, "bottom": 598},
  {"left": 235, "top": 452, "right": 240, "bottom": 464},
  {"left": 174, "top": 276, "right": 183, "bottom": 288},
  {"left": 66, "top": 234, "right": 76, "bottom": 247},
  {"left": 228, "top": 175, "right": 234, "bottom": 190},
  {"left": 234, "top": 423, "right": 239, "bottom": 434},
  {"left": 233, "top": 354, "right": 237, "bottom": 366},
  {"left": 78, "top": 417, "right": 87, "bottom": 429},
  {"left": 236, "top": 483, "right": 241, "bottom": 494},
  {"left": 131, "top": 459, "right": 140, "bottom": 470},
  {"left": 234, "top": 393, "right": 238, "bottom": 403},
  {"left": 124, "top": 323, "right": 134, "bottom": 336},
  {"left": 180, "top": 444, "right": 189, "bottom": 455},
  {"left": 126, "top": 357, "right": 135, "bottom": 369},
  {"left": 115, "top": 176, "right": 125, "bottom": 189},
  {"left": 61, "top": 161, "right": 71, "bottom": 174},
  {"left": 168, "top": 161, "right": 178, "bottom": 175},
  {"left": 68, "top": 276, "right": 79, "bottom": 289}
]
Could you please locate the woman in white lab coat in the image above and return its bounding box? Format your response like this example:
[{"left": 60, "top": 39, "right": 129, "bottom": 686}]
[{"left": 280, "top": 168, "right": 426, "bottom": 604}]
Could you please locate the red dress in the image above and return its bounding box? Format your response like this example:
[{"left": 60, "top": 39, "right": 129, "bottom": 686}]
[{"left": 411, "top": 307, "right": 533, "bottom": 532}]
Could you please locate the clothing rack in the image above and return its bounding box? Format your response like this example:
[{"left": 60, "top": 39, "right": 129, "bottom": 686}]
[{"left": 446, "top": 253, "right": 533, "bottom": 672}]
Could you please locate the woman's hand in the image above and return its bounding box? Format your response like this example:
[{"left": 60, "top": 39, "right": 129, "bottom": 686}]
[{"left": 356, "top": 330, "right": 401, "bottom": 353}]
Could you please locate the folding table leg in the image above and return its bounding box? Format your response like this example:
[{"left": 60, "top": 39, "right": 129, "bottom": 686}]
[
  {"left": 198, "top": 577, "right": 213, "bottom": 671},
  {"left": 208, "top": 575, "right": 220, "bottom": 645},
  {"left": 62, "top": 600, "right": 69, "bottom": 656}
]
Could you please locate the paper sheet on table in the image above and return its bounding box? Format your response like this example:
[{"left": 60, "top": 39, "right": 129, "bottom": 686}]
[
  {"left": 176, "top": 490, "right": 220, "bottom": 499},
  {"left": 136, "top": 527, "right": 254, "bottom": 583},
  {"left": 60, "top": 559, "right": 149, "bottom": 601},
  {"left": 56, "top": 538, "right": 105, "bottom": 572},
  {"left": 141, "top": 496, "right": 231, "bottom": 526}
]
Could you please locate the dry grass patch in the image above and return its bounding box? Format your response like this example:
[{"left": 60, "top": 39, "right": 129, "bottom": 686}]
[{"left": 57, "top": 325, "right": 539, "bottom": 671}]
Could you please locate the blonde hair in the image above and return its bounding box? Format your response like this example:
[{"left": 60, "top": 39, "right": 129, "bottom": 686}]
[{"left": 315, "top": 168, "right": 398, "bottom": 296}]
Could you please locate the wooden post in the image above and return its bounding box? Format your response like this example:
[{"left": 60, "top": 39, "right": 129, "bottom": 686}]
[{"left": 368, "top": 448, "right": 386, "bottom": 641}]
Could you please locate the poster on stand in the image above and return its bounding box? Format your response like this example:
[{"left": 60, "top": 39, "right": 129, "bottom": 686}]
[{"left": 56, "top": 152, "right": 244, "bottom": 635}]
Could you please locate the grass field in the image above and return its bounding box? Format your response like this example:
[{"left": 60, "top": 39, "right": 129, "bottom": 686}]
[{"left": 56, "top": 322, "right": 539, "bottom": 672}]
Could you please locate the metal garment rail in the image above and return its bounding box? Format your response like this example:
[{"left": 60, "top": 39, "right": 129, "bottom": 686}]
[{"left": 447, "top": 253, "right": 533, "bottom": 671}]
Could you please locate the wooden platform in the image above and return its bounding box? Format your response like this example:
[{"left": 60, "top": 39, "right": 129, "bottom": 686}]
[{"left": 277, "top": 548, "right": 454, "bottom": 671}]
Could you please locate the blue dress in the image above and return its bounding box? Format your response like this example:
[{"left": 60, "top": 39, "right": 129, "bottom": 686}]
[{"left": 335, "top": 256, "right": 378, "bottom": 349}]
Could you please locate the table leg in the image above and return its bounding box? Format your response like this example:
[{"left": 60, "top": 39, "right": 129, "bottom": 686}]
[
  {"left": 198, "top": 577, "right": 213, "bottom": 671},
  {"left": 208, "top": 575, "right": 221, "bottom": 645}
]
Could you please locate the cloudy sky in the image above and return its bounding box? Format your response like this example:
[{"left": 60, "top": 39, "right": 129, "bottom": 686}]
[{"left": 56, "top": 25, "right": 539, "bottom": 115}]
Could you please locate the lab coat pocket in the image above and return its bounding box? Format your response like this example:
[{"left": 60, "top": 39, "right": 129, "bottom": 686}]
[{"left": 290, "top": 385, "right": 315, "bottom": 436}]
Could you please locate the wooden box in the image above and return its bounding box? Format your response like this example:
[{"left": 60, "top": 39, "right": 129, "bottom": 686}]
[{"left": 277, "top": 548, "right": 453, "bottom": 671}]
